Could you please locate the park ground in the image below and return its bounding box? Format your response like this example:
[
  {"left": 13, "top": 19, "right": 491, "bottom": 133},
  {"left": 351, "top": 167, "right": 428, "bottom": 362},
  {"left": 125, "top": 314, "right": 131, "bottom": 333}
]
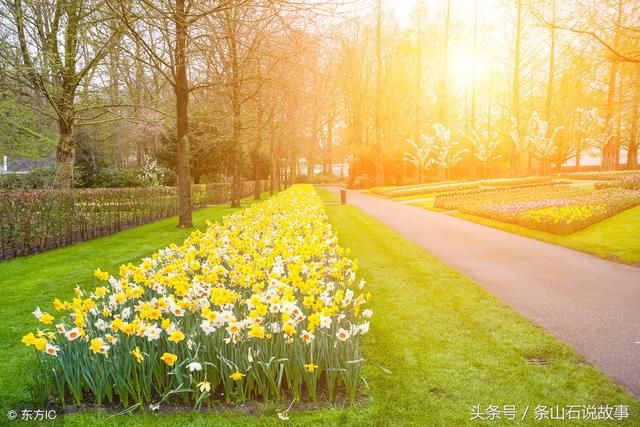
[{"left": 0, "top": 188, "right": 638, "bottom": 426}]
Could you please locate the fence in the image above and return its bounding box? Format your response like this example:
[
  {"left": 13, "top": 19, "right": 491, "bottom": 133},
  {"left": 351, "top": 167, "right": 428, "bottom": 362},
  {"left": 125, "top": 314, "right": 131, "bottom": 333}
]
[{"left": 0, "top": 181, "right": 262, "bottom": 260}]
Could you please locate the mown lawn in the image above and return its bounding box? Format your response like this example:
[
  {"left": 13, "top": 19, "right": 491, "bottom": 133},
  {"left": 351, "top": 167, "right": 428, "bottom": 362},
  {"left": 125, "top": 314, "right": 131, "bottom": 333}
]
[
  {"left": 0, "top": 190, "right": 637, "bottom": 426},
  {"left": 435, "top": 206, "right": 640, "bottom": 265}
]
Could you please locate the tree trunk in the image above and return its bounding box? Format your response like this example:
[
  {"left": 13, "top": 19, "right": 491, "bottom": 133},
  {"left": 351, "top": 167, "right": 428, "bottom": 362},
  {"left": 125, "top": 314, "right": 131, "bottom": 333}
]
[
  {"left": 55, "top": 116, "right": 75, "bottom": 188},
  {"left": 603, "top": 0, "right": 622, "bottom": 171},
  {"left": 374, "top": 0, "right": 384, "bottom": 186},
  {"left": 253, "top": 107, "right": 263, "bottom": 200},
  {"left": 545, "top": 0, "right": 556, "bottom": 132},
  {"left": 175, "top": 0, "right": 192, "bottom": 227},
  {"left": 511, "top": 0, "right": 523, "bottom": 177},
  {"left": 326, "top": 115, "right": 334, "bottom": 175},
  {"left": 629, "top": 68, "right": 640, "bottom": 169},
  {"left": 439, "top": 0, "right": 451, "bottom": 126}
]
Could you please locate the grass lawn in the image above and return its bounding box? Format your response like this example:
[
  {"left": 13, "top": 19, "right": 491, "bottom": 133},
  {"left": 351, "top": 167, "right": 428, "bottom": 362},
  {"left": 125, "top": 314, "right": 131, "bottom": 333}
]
[
  {"left": 1, "top": 189, "right": 638, "bottom": 426},
  {"left": 441, "top": 206, "right": 640, "bottom": 265}
]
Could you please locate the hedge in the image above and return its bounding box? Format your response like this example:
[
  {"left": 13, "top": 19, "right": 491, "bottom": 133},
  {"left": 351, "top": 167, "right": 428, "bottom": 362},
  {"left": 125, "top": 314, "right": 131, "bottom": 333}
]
[{"left": 1, "top": 181, "right": 271, "bottom": 260}]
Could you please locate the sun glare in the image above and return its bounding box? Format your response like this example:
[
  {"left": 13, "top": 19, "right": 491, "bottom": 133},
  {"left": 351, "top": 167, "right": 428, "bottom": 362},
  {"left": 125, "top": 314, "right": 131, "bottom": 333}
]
[{"left": 450, "top": 49, "right": 485, "bottom": 87}]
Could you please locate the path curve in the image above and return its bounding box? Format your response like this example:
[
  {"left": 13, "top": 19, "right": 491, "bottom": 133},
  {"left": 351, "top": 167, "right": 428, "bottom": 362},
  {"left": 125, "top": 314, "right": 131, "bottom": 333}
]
[{"left": 327, "top": 187, "right": 640, "bottom": 398}]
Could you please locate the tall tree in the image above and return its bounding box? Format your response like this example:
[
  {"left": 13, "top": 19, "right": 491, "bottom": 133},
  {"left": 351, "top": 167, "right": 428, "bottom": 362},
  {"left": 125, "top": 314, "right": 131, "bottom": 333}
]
[{"left": 8, "top": 0, "right": 126, "bottom": 187}]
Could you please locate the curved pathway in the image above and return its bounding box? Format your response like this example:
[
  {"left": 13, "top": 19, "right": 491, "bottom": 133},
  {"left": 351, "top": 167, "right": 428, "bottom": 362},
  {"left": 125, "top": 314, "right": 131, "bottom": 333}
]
[{"left": 327, "top": 187, "right": 640, "bottom": 398}]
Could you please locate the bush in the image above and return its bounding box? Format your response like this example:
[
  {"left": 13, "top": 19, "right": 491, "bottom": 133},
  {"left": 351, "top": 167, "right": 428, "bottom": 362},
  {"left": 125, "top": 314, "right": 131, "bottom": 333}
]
[
  {"left": 0, "top": 168, "right": 56, "bottom": 189},
  {"left": 21, "top": 186, "right": 371, "bottom": 407},
  {"left": 559, "top": 170, "right": 640, "bottom": 181},
  {"left": 594, "top": 175, "right": 640, "bottom": 191},
  {"left": 350, "top": 174, "right": 371, "bottom": 189},
  {"left": 0, "top": 186, "right": 208, "bottom": 260}
]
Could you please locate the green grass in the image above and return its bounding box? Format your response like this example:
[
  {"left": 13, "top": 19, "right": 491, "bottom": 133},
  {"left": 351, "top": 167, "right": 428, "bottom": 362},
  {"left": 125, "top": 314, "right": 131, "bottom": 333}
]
[
  {"left": 444, "top": 206, "right": 640, "bottom": 265},
  {"left": 1, "top": 189, "right": 638, "bottom": 426}
]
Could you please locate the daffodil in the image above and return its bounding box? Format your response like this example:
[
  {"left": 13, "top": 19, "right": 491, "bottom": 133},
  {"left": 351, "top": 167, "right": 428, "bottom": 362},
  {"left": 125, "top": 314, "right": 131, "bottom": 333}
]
[
  {"left": 131, "top": 346, "right": 144, "bottom": 363},
  {"left": 94, "top": 268, "right": 109, "bottom": 281},
  {"left": 160, "top": 352, "right": 178, "bottom": 367},
  {"left": 21, "top": 332, "right": 37, "bottom": 347},
  {"left": 304, "top": 363, "right": 319, "bottom": 373},
  {"left": 197, "top": 380, "right": 211, "bottom": 393},
  {"left": 229, "top": 371, "right": 246, "bottom": 381},
  {"left": 168, "top": 330, "right": 185, "bottom": 343},
  {"left": 89, "top": 338, "right": 109, "bottom": 355}
]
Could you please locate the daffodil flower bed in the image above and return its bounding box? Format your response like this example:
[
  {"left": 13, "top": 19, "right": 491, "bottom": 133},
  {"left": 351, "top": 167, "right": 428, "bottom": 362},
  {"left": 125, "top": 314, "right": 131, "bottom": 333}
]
[
  {"left": 21, "top": 185, "right": 372, "bottom": 409},
  {"left": 434, "top": 185, "right": 640, "bottom": 234}
]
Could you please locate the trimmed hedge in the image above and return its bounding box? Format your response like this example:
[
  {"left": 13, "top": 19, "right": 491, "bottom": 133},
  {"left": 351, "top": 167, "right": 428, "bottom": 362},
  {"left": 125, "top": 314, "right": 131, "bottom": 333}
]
[
  {"left": 0, "top": 186, "right": 211, "bottom": 260},
  {"left": 375, "top": 177, "right": 554, "bottom": 199},
  {"left": 594, "top": 175, "right": 640, "bottom": 191},
  {"left": 559, "top": 170, "right": 640, "bottom": 181},
  {"left": 0, "top": 181, "right": 269, "bottom": 260}
]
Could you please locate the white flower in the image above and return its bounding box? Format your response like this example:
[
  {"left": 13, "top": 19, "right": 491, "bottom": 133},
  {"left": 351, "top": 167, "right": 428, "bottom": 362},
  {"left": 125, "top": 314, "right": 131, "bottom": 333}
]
[
  {"left": 277, "top": 412, "right": 290, "bottom": 421},
  {"left": 65, "top": 327, "right": 81, "bottom": 341},
  {"left": 358, "top": 322, "right": 370, "bottom": 334},
  {"left": 94, "top": 319, "right": 107, "bottom": 331},
  {"left": 32, "top": 307, "right": 43, "bottom": 319},
  {"left": 44, "top": 343, "right": 59, "bottom": 356},
  {"left": 187, "top": 362, "right": 202, "bottom": 372},
  {"left": 197, "top": 381, "right": 211, "bottom": 393},
  {"left": 149, "top": 403, "right": 160, "bottom": 411},
  {"left": 170, "top": 305, "right": 185, "bottom": 317},
  {"left": 200, "top": 320, "right": 216, "bottom": 335},
  {"left": 55, "top": 324, "right": 66, "bottom": 333},
  {"left": 121, "top": 307, "right": 131, "bottom": 319},
  {"left": 362, "top": 309, "right": 373, "bottom": 319},
  {"left": 300, "top": 330, "right": 315, "bottom": 344},
  {"left": 336, "top": 328, "right": 351, "bottom": 342},
  {"left": 320, "top": 315, "right": 332, "bottom": 329},
  {"left": 144, "top": 325, "right": 161, "bottom": 341}
]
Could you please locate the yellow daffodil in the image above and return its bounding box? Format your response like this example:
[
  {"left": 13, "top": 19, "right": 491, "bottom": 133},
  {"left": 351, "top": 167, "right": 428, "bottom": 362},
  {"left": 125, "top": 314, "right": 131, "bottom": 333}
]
[
  {"left": 168, "top": 330, "right": 185, "bottom": 343},
  {"left": 304, "top": 363, "right": 319, "bottom": 373},
  {"left": 229, "top": 371, "right": 246, "bottom": 381},
  {"left": 131, "top": 346, "right": 144, "bottom": 363},
  {"left": 160, "top": 352, "right": 178, "bottom": 366}
]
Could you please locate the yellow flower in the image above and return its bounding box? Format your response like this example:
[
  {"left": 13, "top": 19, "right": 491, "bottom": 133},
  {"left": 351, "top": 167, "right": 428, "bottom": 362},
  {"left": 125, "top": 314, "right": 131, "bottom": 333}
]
[
  {"left": 304, "top": 363, "right": 319, "bottom": 373},
  {"left": 229, "top": 371, "right": 246, "bottom": 381},
  {"left": 34, "top": 338, "right": 48, "bottom": 351},
  {"left": 89, "top": 338, "right": 109, "bottom": 355},
  {"left": 160, "top": 352, "right": 178, "bottom": 366},
  {"left": 39, "top": 312, "right": 54, "bottom": 325},
  {"left": 94, "top": 268, "right": 109, "bottom": 281},
  {"left": 248, "top": 324, "right": 265, "bottom": 339},
  {"left": 161, "top": 318, "right": 171, "bottom": 330},
  {"left": 131, "top": 346, "right": 144, "bottom": 363},
  {"left": 168, "top": 330, "right": 185, "bottom": 343},
  {"left": 21, "top": 332, "right": 37, "bottom": 347},
  {"left": 53, "top": 298, "right": 64, "bottom": 311},
  {"left": 94, "top": 287, "right": 107, "bottom": 297}
]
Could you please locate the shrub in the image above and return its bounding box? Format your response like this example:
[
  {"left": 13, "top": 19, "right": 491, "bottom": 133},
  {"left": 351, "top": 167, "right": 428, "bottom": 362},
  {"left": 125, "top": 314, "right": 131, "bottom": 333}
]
[
  {"left": 22, "top": 185, "right": 371, "bottom": 408},
  {"left": 350, "top": 174, "right": 371, "bottom": 189},
  {"left": 559, "top": 170, "right": 640, "bottom": 181},
  {"left": 0, "top": 186, "right": 208, "bottom": 260},
  {"left": 594, "top": 175, "right": 640, "bottom": 191},
  {"left": 0, "top": 168, "right": 56, "bottom": 189}
]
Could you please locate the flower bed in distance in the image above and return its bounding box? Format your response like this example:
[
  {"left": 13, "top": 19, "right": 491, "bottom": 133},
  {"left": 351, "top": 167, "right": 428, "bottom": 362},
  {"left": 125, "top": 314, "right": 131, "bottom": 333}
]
[
  {"left": 22, "top": 185, "right": 371, "bottom": 409},
  {"left": 435, "top": 185, "right": 640, "bottom": 234}
]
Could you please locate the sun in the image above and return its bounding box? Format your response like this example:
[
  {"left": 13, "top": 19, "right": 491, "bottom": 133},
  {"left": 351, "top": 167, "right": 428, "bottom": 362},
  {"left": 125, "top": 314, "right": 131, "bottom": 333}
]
[{"left": 450, "top": 48, "right": 485, "bottom": 87}]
